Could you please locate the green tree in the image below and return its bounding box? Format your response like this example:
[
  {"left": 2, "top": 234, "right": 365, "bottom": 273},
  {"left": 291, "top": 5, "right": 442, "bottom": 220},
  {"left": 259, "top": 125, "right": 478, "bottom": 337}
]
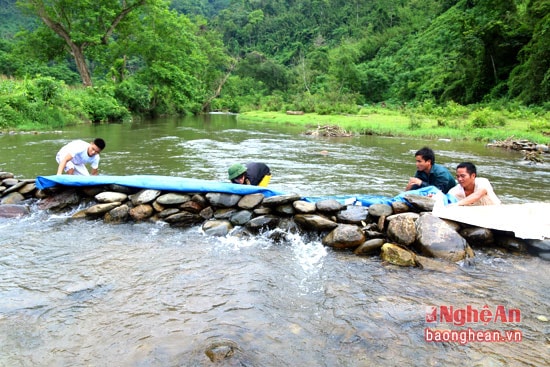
[{"left": 16, "top": 0, "right": 151, "bottom": 86}]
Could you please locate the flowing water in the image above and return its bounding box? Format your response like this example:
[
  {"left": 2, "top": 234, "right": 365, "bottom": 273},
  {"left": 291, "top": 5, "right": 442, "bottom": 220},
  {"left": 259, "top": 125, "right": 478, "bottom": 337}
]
[{"left": 1, "top": 115, "right": 549, "bottom": 366}]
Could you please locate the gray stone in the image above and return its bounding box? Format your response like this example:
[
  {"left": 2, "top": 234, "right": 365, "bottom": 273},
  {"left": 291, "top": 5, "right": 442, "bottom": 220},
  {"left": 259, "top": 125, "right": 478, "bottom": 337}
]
[
  {"left": 156, "top": 193, "right": 191, "bottom": 205},
  {"left": 368, "top": 203, "right": 393, "bottom": 217},
  {"left": 130, "top": 189, "right": 161, "bottom": 205},
  {"left": 262, "top": 194, "right": 301, "bottom": 207},
  {"left": 387, "top": 215, "right": 417, "bottom": 246},
  {"left": 404, "top": 194, "right": 435, "bottom": 212},
  {"left": 214, "top": 208, "right": 237, "bottom": 219},
  {"left": 322, "top": 224, "right": 365, "bottom": 249},
  {"left": 293, "top": 200, "right": 316, "bottom": 214},
  {"left": 387, "top": 212, "right": 420, "bottom": 221},
  {"left": 203, "top": 220, "right": 233, "bottom": 236},
  {"left": 230, "top": 210, "right": 253, "bottom": 225},
  {"left": 354, "top": 238, "right": 385, "bottom": 255},
  {"left": 180, "top": 200, "right": 204, "bottom": 213},
  {"left": 337, "top": 205, "right": 368, "bottom": 224},
  {"left": 104, "top": 204, "right": 130, "bottom": 224},
  {"left": 237, "top": 193, "right": 264, "bottom": 209},
  {"left": 415, "top": 214, "right": 468, "bottom": 262},
  {"left": 253, "top": 207, "right": 271, "bottom": 215},
  {"left": 86, "top": 202, "right": 122, "bottom": 216},
  {"left": 0, "top": 204, "right": 30, "bottom": 218},
  {"left": 18, "top": 182, "right": 36, "bottom": 195},
  {"left": 107, "top": 184, "right": 135, "bottom": 194},
  {"left": 274, "top": 204, "right": 295, "bottom": 216},
  {"left": 294, "top": 214, "right": 338, "bottom": 231},
  {"left": 82, "top": 186, "right": 106, "bottom": 197},
  {"left": 206, "top": 192, "right": 242, "bottom": 208},
  {"left": 0, "top": 192, "right": 25, "bottom": 204},
  {"left": 245, "top": 215, "right": 279, "bottom": 232},
  {"left": 199, "top": 206, "right": 214, "bottom": 220},
  {"left": 391, "top": 201, "right": 410, "bottom": 214},
  {"left": 1, "top": 178, "right": 18, "bottom": 186},
  {"left": 158, "top": 208, "right": 181, "bottom": 218},
  {"left": 38, "top": 190, "right": 81, "bottom": 210},
  {"left": 95, "top": 191, "right": 128, "bottom": 203},
  {"left": 164, "top": 211, "right": 202, "bottom": 227},
  {"left": 0, "top": 172, "right": 14, "bottom": 180},
  {"left": 415, "top": 255, "right": 460, "bottom": 273},
  {"left": 315, "top": 199, "right": 344, "bottom": 213}
]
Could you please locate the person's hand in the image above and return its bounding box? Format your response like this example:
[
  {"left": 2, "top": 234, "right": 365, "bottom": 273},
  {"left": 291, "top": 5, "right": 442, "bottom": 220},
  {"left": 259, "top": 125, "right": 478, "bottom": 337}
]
[{"left": 408, "top": 177, "right": 422, "bottom": 186}]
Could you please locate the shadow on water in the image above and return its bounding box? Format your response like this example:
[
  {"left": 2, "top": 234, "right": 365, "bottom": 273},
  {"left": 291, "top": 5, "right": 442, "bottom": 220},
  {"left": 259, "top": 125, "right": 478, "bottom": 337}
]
[{"left": 1, "top": 115, "right": 549, "bottom": 366}]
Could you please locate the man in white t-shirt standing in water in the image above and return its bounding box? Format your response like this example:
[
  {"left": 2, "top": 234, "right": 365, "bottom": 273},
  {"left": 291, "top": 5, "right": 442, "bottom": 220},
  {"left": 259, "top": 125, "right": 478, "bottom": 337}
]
[{"left": 56, "top": 138, "right": 106, "bottom": 176}]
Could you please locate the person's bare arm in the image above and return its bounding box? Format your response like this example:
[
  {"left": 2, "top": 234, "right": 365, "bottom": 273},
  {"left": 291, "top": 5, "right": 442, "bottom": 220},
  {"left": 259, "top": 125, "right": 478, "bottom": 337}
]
[
  {"left": 57, "top": 154, "right": 73, "bottom": 175},
  {"left": 456, "top": 188, "right": 487, "bottom": 206}
]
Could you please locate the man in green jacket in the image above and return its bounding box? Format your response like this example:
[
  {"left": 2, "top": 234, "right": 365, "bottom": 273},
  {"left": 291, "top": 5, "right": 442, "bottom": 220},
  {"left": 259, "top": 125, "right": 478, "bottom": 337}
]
[{"left": 405, "top": 147, "right": 456, "bottom": 193}]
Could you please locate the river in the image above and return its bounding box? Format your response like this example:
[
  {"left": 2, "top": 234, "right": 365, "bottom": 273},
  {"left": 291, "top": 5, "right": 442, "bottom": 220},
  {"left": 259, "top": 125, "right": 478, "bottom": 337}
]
[{"left": 0, "top": 114, "right": 549, "bottom": 366}]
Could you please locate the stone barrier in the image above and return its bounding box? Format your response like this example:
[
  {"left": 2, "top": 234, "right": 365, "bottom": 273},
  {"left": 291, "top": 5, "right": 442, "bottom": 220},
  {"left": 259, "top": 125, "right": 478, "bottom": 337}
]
[{"left": 1, "top": 172, "right": 548, "bottom": 267}]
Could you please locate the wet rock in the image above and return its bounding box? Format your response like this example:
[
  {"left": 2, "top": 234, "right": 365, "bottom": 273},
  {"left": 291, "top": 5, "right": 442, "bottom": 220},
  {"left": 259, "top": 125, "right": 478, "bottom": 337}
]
[
  {"left": 494, "top": 233, "right": 526, "bottom": 252},
  {"left": 315, "top": 199, "right": 344, "bottom": 213},
  {"left": 156, "top": 193, "right": 190, "bottom": 206},
  {"left": 0, "top": 192, "right": 25, "bottom": 204},
  {"left": 214, "top": 208, "right": 237, "bottom": 219},
  {"left": 104, "top": 204, "right": 130, "bottom": 224},
  {"left": 387, "top": 214, "right": 417, "bottom": 246},
  {"left": 203, "top": 220, "right": 233, "bottom": 236},
  {"left": 380, "top": 243, "right": 417, "bottom": 267},
  {"left": 1, "top": 178, "right": 18, "bottom": 187},
  {"left": 199, "top": 206, "right": 214, "bottom": 220},
  {"left": 0, "top": 172, "right": 15, "bottom": 180},
  {"left": 368, "top": 203, "right": 393, "bottom": 217},
  {"left": 253, "top": 206, "right": 271, "bottom": 215},
  {"left": 0, "top": 204, "right": 30, "bottom": 218},
  {"left": 204, "top": 340, "right": 241, "bottom": 363},
  {"left": 294, "top": 214, "right": 338, "bottom": 231},
  {"left": 391, "top": 201, "right": 410, "bottom": 214},
  {"left": 107, "top": 184, "right": 136, "bottom": 194},
  {"left": 128, "top": 204, "right": 154, "bottom": 221},
  {"left": 18, "top": 182, "right": 36, "bottom": 195},
  {"left": 191, "top": 193, "right": 208, "bottom": 207},
  {"left": 293, "top": 200, "right": 316, "bottom": 214},
  {"left": 130, "top": 189, "right": 161, "bottom": 205},
  {"left": 525, "top": 239, "right": 550, "bottom": 261},
  {"left": 164, "top": 211, "right": 202, "bottom": 227},
  {"left": 230, "top": 210, "right": 253, "bottom": 225},
  {"left": 180, "top": 200, "right": 204, "bottom": 214},
  {"left": 86, "top": 202, "right": 122, "bottom": 216},
  {"left": 404, "top": 194, "right": 435, "bottom": 212},
  {"left": 354, "top": 238, "right": 385, "bottom": 255},
  {"left": 237, "top": 193, "right": 264, "bottom": 209},
  {"left": 3, "top": 180, "right": 32, "bottom": 195},
  {"left": 415, "top": 214, "right": 468, "bottom": 262},
  {"left": 262, "top": 194, "right": 301, "bottom": 207},
  {"left": 460, "top": 226, "right": 494, "bottom": 246},
  {"left": 0, "top": 186, "right": 5, "bottom": 194},
  {"left": 38, "top": 190, "right": 81, "bottom": 210},
  {"left": 206, "top": 192, "right": 241, "bottom": 208},
  {"left": 415, "top": 255, "right": 460, "bottom": 273},
  {"left": 387, "top": 212, "right": 420, "bottom": 222},
  {"left": 274, "top": 204, "right": 295, "bottom": 216},
  {"left": 337, "top": 205, "right": 368, "bottom": 224},
  {"left": 322, "top": 224, "right": 365, "bottom": 249},
  {"left": 245, "top": 215, "right": 279, "bottom": 232},
  {"left": 158, "top": 208, "right": 180, "bottom": 218},
  {"left": 82, "top": 186, "right": 105, "bottom": 197},
  {"left": 95, "top": 191, "right": 128, "bottom": 203}
]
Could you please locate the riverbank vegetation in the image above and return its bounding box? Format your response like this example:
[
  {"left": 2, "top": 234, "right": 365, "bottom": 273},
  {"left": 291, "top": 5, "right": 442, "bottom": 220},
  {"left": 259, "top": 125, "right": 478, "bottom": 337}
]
[{"left": 1, "top": 0, "right": 548, "bottom": 143}]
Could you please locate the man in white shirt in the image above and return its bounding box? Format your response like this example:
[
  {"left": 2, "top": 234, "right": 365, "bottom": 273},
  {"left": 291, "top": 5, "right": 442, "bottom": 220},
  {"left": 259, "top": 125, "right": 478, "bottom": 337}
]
[
  {"left": 448, "top": 162, "right": 501, "bottom": 206},
  {"left": 56, "top": 138, "right": 106, "bottom": 176}
]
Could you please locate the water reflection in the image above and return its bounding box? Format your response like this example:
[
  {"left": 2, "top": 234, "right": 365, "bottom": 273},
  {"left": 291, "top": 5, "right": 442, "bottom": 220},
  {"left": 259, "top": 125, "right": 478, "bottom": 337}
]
[{"left": 1, "top": 115, "right": 549, "bottom": 366}]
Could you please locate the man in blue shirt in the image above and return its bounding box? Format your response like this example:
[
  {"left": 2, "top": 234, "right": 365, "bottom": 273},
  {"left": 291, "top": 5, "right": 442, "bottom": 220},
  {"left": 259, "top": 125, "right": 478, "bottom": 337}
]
[{"left": 405, "top": 147, "right": 456, "bottom": 193}]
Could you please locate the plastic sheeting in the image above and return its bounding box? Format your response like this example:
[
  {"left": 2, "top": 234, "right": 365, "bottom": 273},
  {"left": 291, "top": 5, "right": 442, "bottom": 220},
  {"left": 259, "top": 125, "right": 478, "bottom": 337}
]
[{"left": 35, "top": 175, "right": 285, "bottom": 198}]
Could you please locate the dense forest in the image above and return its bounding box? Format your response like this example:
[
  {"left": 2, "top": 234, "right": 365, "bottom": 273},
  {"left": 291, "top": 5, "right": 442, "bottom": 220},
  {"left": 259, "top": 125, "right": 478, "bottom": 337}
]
[{"left": 0, "top": 0, "right": 548, "bottom": 128}]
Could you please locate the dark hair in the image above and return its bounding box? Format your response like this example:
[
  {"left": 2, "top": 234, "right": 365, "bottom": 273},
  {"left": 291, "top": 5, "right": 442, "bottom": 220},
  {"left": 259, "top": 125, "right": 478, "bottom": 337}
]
[
  {"left": 456, "top": 162, "right": 477, "bottom": 175},
  {"left": 94, "top": 138, "right": 106, "bottom": 150},
  {"left": 415, "top": 147, "right": 435, "bottom": 164}
]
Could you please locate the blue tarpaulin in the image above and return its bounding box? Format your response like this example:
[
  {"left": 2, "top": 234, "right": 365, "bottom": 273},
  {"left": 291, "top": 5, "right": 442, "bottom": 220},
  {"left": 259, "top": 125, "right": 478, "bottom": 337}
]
[
  {"left": 35, "top": 175, "right": 285, "bottom": 198},
  {"left": 36, "top": 175, "right": 457, "bottom": 207}
]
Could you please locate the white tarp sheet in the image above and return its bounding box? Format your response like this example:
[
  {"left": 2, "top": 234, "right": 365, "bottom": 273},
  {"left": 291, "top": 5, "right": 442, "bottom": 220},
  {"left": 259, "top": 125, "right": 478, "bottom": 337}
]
[{"left": 433, "top": 202, "right": 550, "bottom": 240}]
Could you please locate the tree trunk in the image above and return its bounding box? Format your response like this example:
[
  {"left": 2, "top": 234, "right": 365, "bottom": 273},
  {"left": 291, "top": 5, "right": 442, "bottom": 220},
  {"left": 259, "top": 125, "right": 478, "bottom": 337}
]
[{"left": 71, "top": 44, "right": 93, "bottom": 87}]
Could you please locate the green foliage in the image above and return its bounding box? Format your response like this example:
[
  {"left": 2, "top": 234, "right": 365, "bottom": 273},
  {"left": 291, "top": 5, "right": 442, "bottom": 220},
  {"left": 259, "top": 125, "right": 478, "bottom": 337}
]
[
  {"left": 114, "top": 79, "right": 151, "bottom": 113},
  {"left": 469, "top": 107, "right": 506, "bottom": 128}
]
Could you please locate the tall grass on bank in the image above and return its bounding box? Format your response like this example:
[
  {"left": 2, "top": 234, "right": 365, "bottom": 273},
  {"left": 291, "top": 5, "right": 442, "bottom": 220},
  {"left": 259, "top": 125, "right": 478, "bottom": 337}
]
[{"left": 239, "top": 106, "right": 550, "bottom": 144}]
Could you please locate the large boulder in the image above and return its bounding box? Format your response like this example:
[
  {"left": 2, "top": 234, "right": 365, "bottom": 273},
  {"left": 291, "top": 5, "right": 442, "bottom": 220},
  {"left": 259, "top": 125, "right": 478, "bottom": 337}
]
[
  {"left": 380, "top": 243, "right": 417, "bottom": 267},
  {"left": 415, "top": 213, "right": 469, "bottom": 262},
  {"left": 387, "top": 214, "right": 417, "bottom": 246},
  {"left": 322, "top": 224, "right": 365, "bottom": 249}
]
